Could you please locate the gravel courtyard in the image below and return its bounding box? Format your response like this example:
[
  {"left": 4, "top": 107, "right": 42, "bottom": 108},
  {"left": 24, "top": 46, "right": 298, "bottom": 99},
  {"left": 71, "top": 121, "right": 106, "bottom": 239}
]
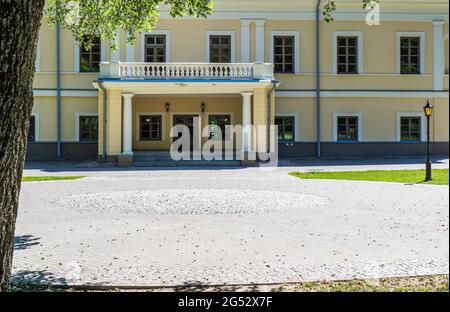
[{"left": 12, "top": 159, "right": 450, "bottom": 287}]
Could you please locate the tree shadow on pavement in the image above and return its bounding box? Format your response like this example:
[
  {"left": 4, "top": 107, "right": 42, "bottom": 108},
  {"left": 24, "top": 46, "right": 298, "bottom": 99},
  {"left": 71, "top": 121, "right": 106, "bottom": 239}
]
[
  {"left": 172, "top": 281, "right": 261, "bottom": 292},
  {"left": 14, "top": 235, "right": 41, "bottom": 250},
  {"left": 10, "top": 270, "right": 69, "bottom": 292}
]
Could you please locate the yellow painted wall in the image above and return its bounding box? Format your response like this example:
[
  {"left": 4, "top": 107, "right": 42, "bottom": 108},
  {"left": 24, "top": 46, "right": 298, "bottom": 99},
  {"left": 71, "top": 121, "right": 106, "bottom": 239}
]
[
  {"left": 61, "top": 97, "right": 98, "bottom": 141},
  {"left": 32, "top": 97, "right": 57, "bottom": 141},
  {"left": 132, "top": 96, "right": 243, "bottom": 150}
]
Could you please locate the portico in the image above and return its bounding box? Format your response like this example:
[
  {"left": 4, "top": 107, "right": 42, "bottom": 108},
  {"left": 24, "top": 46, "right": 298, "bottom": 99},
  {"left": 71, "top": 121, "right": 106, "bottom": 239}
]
[{"left": 94, "top": 61, "right": 276, "bottom": 165}]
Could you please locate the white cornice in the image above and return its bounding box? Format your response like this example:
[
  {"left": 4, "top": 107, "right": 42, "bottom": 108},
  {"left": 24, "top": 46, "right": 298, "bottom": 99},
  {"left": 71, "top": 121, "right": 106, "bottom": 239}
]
[{"left": 276, "top": 90, "right": 449, "bottom": 98}]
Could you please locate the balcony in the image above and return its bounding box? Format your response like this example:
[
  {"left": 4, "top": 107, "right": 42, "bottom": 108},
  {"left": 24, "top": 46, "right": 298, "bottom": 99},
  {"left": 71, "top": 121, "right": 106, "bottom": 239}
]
[{"left": 99, "top": 62, "right": 274, "bottom": 81}]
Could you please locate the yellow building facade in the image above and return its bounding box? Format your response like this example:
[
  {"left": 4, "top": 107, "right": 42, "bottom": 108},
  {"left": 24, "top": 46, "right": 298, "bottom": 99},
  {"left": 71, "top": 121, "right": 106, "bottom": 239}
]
[{"left": 28, "top": 0, "right": 449, "bottom": 164}]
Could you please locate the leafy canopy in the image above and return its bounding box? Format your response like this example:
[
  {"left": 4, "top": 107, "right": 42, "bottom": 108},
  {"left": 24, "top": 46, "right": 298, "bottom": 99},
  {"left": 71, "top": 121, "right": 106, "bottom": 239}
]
[
  {"left": 46, "top": 0, "right": 379, "bottom": 49},
  {"left": 46, "top": 0, "right": 213, "bottom": 49}
]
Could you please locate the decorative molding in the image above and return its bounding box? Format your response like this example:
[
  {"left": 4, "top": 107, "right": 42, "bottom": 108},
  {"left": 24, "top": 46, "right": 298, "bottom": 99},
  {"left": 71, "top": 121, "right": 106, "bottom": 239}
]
[
  {"left": 140, "top": 30, "right": 171, "bottom": 62},
  {"left": 33, "top": 90, "right": 98, "bottom": 97},
  {"left": 240, "top": 20, "right": 251, "bottom": 63},
  {"left": 269, "top": 31, "right": 301, "bottom": 74},
  {"left": 332, "top": 31, "right": 364, "bottom": 74},
  {"left": 432, "top": 21, "right": 445, "bottom": 90},
  {"left": 254, "top": 20, "right": 266, "bottom": 63},
  {"left": 396, "top": 32, "right": 426, "bottom": 75},
  {"left": 205, "top": 31, "right": 236, "bottom": 63},
  {"left": 396, "top": 112, "right": 427, "bottom": 142},
  {"left": 276, "top": 90, "right": 449, "bottom": 98},
  {"left": 332, "top": 112, "right": 363, "bottom": 142}
]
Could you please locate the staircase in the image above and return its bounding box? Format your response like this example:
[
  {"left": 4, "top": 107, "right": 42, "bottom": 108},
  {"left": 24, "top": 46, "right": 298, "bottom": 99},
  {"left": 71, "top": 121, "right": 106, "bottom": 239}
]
[{"left": 133, "top": 151, "right": 242, "bottom": 167}]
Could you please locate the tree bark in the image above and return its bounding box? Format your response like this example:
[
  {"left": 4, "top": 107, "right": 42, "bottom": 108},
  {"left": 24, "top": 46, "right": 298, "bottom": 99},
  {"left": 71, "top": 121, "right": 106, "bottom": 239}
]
[{"left": 0, "top": 0, "right": 45, "bottom": 292}]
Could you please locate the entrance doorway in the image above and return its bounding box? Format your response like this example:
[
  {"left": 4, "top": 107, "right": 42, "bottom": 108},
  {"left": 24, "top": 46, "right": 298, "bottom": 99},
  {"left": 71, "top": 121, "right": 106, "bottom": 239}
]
[{"left": 173, "top": 115, "right": 199, "bottom": 151}]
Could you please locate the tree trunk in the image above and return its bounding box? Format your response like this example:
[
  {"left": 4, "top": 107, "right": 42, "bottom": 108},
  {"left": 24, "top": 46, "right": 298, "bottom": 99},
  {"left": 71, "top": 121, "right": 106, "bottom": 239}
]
[{"left": 0, "top": 0, "right": 45, "bottom": 292}]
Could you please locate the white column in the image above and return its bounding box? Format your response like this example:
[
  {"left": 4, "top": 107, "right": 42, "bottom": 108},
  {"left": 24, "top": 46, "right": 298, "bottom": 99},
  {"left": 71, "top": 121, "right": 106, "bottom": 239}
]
[
  {"left": 242, "top": 92, "right": 253, "bottom": 152},
  {"left": 126, "top": 33, "right": 135, "bottom": 62},
  {"left": 240, "top": 20, "right": 251, "bottom": 63},
  {"left": 433, "top": 21, "right": 445, "bottom": 91},
  {"left": 255, "top": 20, "right": 266, "bottom": 63},
  {"left": 122, "top": 93, "right": 134, "bottom": 155},
  {"left": 111, "top": 30, "right": 121, "bottom": 62}
]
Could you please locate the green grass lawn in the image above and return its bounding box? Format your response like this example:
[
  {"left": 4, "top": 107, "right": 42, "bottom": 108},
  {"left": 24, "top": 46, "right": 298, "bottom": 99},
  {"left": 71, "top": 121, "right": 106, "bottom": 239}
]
[
  {"left": 22, "top": 176, "right": 86, "bottom": 182},
  {"left": 290, "top": 169, "right": 449, "bottom": 185}
]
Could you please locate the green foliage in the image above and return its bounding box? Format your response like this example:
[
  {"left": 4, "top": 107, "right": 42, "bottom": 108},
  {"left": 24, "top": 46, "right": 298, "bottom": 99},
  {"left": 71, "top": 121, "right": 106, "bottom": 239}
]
[
  {"left": 289, "top": 169, "right": 449, "bottom": 185},
  {"left": 323, "top": 0, "right": 379, "bottom": 23},
  {"left": 22, "top": 176, "right": 86, "bottom": 182},
  {"left": 45, "top": 0, "right": 213, "bottom": 49}
]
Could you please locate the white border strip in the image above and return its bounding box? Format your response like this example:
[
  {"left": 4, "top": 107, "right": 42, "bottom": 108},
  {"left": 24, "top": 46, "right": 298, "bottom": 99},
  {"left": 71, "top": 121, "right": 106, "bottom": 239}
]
[{"left": 276, "top": 90, "right": 449, "bottom": 98}]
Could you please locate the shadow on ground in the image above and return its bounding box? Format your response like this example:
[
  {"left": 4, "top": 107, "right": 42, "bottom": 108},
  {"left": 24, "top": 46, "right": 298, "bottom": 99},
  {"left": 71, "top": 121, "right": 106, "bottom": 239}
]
[
  {"left": 24, "top": 156, "right": 449, "bottom": 172},
  {"left": 14, "top": 235, "right": 41, "bottom": 250},
  {"left": 171, "top": 281, "right": 261, "bottom": 292},
  {"left": 10, "top": 270, "right": 70, "bottom": 291}
]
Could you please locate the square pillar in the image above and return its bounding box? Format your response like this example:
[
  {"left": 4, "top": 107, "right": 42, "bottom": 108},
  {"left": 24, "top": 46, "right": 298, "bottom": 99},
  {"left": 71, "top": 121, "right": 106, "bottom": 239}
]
[
  {"left": 255, "top": 20, "right": 266, "bottom": 63},
  {"left": 122, "top": 93, "right": 134, "bottom": 155},
  {"left": 433, "top": 21, "right": 445, "bottom": 91},
  {"left": 240, "top": 20, "right": 251, "bottom": 63}
]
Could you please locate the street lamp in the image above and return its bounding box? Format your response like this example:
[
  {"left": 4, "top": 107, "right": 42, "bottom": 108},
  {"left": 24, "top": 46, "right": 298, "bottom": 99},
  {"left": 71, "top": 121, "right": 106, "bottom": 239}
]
[{"left": 423, "top": 100, "right": 434, "bottom": 181}]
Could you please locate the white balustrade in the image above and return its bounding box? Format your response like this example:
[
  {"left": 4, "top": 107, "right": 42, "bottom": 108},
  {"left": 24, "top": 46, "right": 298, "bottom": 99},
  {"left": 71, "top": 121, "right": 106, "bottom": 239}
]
[{"left": 100, "top": 62, "right": 274, "bottom": 81}]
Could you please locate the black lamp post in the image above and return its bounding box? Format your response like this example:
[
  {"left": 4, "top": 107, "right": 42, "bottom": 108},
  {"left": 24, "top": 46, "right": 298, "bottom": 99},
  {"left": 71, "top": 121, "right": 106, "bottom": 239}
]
[{"left": 423, "top": 100, "right": 434, "bottom": 181}]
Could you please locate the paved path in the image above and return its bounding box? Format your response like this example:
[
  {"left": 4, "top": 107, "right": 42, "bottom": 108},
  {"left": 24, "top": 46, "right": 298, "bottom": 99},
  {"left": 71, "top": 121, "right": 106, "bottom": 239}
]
[{"left": 13, "top": 159, "right": 449, "bottom": 287}]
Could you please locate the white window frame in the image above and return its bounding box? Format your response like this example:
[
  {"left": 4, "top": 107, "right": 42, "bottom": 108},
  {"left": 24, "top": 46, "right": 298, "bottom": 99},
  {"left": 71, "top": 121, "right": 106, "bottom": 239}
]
[
  {"left": 74, "top": 38, "right": 106, "bottom": 73},
  {"left": 332, "top": 31, "right": 364, "bottom": 74},
  {"left": 275, "top": 112, "right": 300, "bottom": 142},
  {"left": 205, "top": 112, "right": 235, "bottom": 141},
  {"left": 30, "top": 112, "right": 40, "bottom": 142},
  {"left": 396, "top": 112, "right": 426, "bottom": 142},
  {"left": 75, "top": 112, "right": 98, "bottom": 142},
  {"left": 140, "top": 30, "right": 171, "bottom": 63},
  {"left": 333, "top": 112, "right": 363, "bottom": 142},
  {"left": 396, "top": 32, "right": 426, "bottom": 75},
  {"left": 136, "top": 112, "right": 166, "bottom": 141},
  {"left": 269, "top": 31, "right": 301, "bottom": 74},
  {"left": 205, "top": 31, "right": 236, "bottom": 63}
]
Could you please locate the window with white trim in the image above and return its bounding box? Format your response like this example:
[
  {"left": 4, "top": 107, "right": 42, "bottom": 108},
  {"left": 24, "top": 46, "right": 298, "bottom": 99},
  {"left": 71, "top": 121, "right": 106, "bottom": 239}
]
[
  {"left": 336, "top": 116, "right": 359, "bottom": 142},
  {"left": 337, "top": 36, "right": 358, "bottom": 74},
  {"left": 273, "top": 36, "right": 295, "bottom": 73},
  {"left": 400, "top": 116, "right": 421, "bottom": 141},
  {"left": 145, "top": 35, "right": 167, "bottom": 63},
  {"left": 79, "top": 115, "right": 98, "bottom": 141},
  {"left": 80, "top": 35, "right": 101, "bottom": 72},
  {"left": 275, "top": 116, "right": 295, "bottom": 141},
  {"left": 400, "top": 37, "right": 421, "bottom": 74}
]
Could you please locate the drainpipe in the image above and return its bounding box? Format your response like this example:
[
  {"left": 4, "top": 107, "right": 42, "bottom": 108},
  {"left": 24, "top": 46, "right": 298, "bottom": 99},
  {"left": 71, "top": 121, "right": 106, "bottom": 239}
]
[
  {"left": 56, "top": 15, "right": 62, "bottom": 159},
  {"left": 99, "top": 82, "right": 107, "bottom": 160},
  {"left": 315, "top": 0, "right": 322, "bottom": 158},
  {"left": 266, "top": 80, "right": 278, "bottom": 154}
]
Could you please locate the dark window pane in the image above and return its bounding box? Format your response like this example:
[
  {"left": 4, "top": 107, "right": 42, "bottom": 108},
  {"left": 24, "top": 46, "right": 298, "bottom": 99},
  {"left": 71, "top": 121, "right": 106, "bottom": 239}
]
[
  {"left": 140, "top": 115, "right": 162, "bottom": 141},
  {"left": 275, "top": 116, "right": 296, "bottom": 141},
  {"left": 79, "top": 35, "right": 101, "bottom": 72},
  {"left": 337, "top": 116, "right": 358, "bottom": 142},
  {"left": 28, "top": 116, "right": 36, "bottom": 142},
  {"left": 400, "top": 37, "right": 421, "bottom": 74},
  {"left": 79, "top": 116, "right": 98, "bottom": 141},
  {"left": 210, "top": 35, "right": 232, "bottom": 63},
  {"left": 273, "top": 36, "right": 295, "bottom": 73},
  {"left": 208, "top": 115, "right": 231, "bottom": 140},
  {"left": 145, "top": 35, "right": 166, "bottom": 63},
  {"left": 337, "top": 36, "right": 358, "bottom": 74},
  {"left": 400, "top": 117, "right": 421, "bottom": 141}
]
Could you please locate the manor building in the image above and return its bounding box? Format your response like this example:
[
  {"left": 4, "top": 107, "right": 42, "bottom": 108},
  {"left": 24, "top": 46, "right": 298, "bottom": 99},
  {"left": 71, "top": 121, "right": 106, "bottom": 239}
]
[{"left": 29, "top": 0, "right": 449, "bottom": 165}]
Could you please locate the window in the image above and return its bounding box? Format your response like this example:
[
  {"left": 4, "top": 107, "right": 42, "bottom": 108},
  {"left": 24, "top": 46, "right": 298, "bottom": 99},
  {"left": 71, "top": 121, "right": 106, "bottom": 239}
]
[
  {"left": 274, "top": 36, "right": 295, "bottom": 73},
  {"left": 208, "top": 115, "right": 231, "bottom": 140},
  {"left": 400, "top": 37, "right": 421, "bottom": 74},
  {"left": 28, "top": 116, "right": 36, "bottom": 142},
  {"left": 275, "top": 116, "right": 295, "bottom": 141},
  {"left": 400, "top": 117, "right": 421, "bottom": 141},
  {"left": 145, "top": 35, "right": 166, "bottom": 63},
  {"left": 210, "top": 35, "right": 231, "bottom": 63},
  {"left": 80, "top": 35, "right": 101, "bottom": 72},
  {"left": 337, "top": 36, "right": 358, "bottom": 74},
  {"left": 337, "top": 116, "right": 359, "bottom": 142},
  {"left": 140, "top": 115, "right": 162, "bottom": 141},
  {"left": 79, "top": 116, "right": 98, "bottom": 141}
]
